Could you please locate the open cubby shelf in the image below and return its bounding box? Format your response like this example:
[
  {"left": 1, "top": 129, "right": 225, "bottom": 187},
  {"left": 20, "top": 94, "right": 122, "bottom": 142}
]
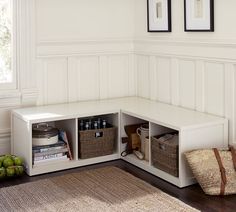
[{"left": 12, "top": 97, "right": 228, "bottom": 187}]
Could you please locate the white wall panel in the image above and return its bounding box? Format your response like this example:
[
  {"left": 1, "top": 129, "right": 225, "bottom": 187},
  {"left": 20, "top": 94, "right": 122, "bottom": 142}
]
[
  {"left": 135, "top": 51, "right": 236, "bottom": 144},
  {"left": 171, "top": 58, "right": 180, "bottom": 106},
  {"left": 36, "top": 0, "right": 134, "bottom": 41},
  {"left": 179, "top": 60, "right": 195, "bottom": 110},
  {"left": 224, "top": 64, "right": 235, "bottom": 145},
  {"left": 107, "top": 55, "right": 129, "bottom": 98},
  {"left": 77, "top": 57, "right": 100, "bottom": 101},
  {"left": 37, "top": 58, "right": 68, "bottom": 105},
  {"left": 156, "top": 57, "right": 171, "bottom": 104},
  {"left": 128, "top": 54, "right": 137, "bottom": 96},
  {"left": 68, "top": 57, "right": 79, "bottom": 102},
  {"left": 234, "top": 65, "right": 236, "bottom": 145},
  {"left": 36, "top": 53, "right": 135, "bottom": 105},
  {"left": 99, "top": 56, "right": 109, "bottom": 99},
  {"left": 205, "top": 62, "right": 225, "bottom": 116},
  {"left": 195, "top": 60, "right": 205, "bottom": 112},
  {"left": 137, "top": 55, "right": 150, "bottom": 98},
  {"left": 149, "top": 56, "right": 157, "bottom": 101},
  {"left": 36, "top": 59, "right": 46, "bottom": 105}
]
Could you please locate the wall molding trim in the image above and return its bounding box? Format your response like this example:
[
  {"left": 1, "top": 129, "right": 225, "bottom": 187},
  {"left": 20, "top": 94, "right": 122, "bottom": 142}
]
[
  {"left": 134, "top": 37, "right": 236, "bottom": 49},
  {"left": 37, "top": 37, "right": 134, "bottom": 46},
  {"left": 21, "top": 88, "right": 39, "bottom": 106},
  {"left": 0, "top": 91, "right": 21, "bottom": 108},
  {"left": 0, "top": 129, "right": 10, "bottom": 139},
  {"left": 134, "top": 37, "right": 236, "bottom": 61},
  {"left": 134, "top": 51, "right": 236, "bottom": 63},
  {"left": 36, "top": 38, "right": 134, "bottom": 58}
]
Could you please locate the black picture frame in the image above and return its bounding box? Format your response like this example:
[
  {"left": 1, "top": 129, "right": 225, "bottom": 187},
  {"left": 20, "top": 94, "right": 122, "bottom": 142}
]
[
  {"left": 184, "top": 0, "right": 214, "bottom": 32},
  {"left": 147, "top": 0, "right": 171, "bottom": 32}
]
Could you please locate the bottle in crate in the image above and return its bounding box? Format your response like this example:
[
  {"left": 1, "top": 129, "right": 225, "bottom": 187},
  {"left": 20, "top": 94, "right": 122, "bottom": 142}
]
[{"left": 78, "top": 117, "right": 117, "bottom": 159}]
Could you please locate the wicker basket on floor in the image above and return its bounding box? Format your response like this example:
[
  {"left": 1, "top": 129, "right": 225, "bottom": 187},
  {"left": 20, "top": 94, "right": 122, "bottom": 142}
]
[
  {"left": 79, "top": 126, "right": 117, "bottom": 159},
  {"left": 151, "top": 133, "right": 179, "bottom": 177}
]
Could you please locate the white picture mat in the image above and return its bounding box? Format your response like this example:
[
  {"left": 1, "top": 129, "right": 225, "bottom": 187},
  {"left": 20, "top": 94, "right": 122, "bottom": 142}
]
[
  {"left": 148, "top": 0, "right": 169, "bottom": 31},
  {"left": 185, "top": 0, "right": 211, "bottom": 30}
]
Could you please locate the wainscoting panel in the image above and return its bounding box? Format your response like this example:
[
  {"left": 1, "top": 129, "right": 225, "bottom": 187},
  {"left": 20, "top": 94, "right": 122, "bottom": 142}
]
[
  {"left": 204, "top": 62, "right": 225, "bottom": 117},
  {"left": 37, "top": 58, "right": 68, "bottom": 105},
  {"left": 170, "top": 58, "right": 180, "bottom": 106},
  {"left": 224, "top": 64, "right": 236, "bottom": 145},
  {"left": 135, "top": 51, "right": 236, "bottom": 145},
  {"left": 156, "top": 57, "right": 171, "bottom": 104},
  {"left": 68, "top": 56, "right": 100, "bottom": 101},
  {"left": 195, "top": 60, "right": 205, "bottom": 112},
  {"left": 107, "top": 55, "right": 129, "bottom": 98},
  {"left": 137, "top": 55, "right": 150, "bottom": 98},
  {"left": 37, "top": 51, "right": 136, "bottom": 105},
  {"left": 179, "top": 60, "right": 196, "bottom": 110}
]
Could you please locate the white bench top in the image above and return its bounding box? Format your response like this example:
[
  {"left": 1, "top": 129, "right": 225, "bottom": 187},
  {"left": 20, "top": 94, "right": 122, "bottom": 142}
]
[{"left": 12, "top": 97, "right": 227, "bottom": 130}]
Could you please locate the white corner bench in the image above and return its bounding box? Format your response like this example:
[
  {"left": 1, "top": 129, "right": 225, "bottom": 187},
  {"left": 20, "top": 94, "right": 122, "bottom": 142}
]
[{"left": 11, "top": 97, "right": 228, "bottom": 188}]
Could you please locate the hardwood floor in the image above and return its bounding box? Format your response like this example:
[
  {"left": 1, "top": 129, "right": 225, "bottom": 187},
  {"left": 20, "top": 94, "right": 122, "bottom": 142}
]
[{"left": 1, "top": 159, "right": 236, "bottom": 212}]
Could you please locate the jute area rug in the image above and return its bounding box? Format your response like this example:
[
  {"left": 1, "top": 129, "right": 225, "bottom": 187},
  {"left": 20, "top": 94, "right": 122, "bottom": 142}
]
[{"left": 0, "top": 166, "right": 199, "bottom": 212}]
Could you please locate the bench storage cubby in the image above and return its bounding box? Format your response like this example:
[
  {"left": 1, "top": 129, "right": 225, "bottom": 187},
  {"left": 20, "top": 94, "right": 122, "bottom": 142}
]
[{"left": 11, "top": 97, "right": 228, "bottom": 187}]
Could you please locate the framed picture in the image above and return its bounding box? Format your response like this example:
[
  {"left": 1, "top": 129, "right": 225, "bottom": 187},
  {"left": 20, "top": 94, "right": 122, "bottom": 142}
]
[
  {"left": 184, "top": 0, "right": 214, "bottom": 31},
  {"left": 147, "top": 0, "right": 171, "bottom": 32}
]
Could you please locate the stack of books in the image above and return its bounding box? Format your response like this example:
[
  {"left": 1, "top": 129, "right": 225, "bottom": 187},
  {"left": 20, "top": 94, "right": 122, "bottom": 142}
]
[{"left": 32, "top": 130, "right": 72, "bottom": 165}]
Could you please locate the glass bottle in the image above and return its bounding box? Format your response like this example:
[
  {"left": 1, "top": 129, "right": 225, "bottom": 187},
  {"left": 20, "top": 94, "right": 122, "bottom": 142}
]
[
  {"left": 102, "top": 119, "right": 107, "bottom": 128},
  {"left": 88, "top": 119, "right": 92, "bottom": 130},
  {"left": 85, "top": 122, "right": 89, "bottom": 130},
  {"left": 94, "top": 121, "right": 98, "bottom": 129},
  {"left": 79, "top": 120, "right": 84, "bottom": 131},
  {"left": 97, "top": 118, "right": 101, "bottom": 129}
]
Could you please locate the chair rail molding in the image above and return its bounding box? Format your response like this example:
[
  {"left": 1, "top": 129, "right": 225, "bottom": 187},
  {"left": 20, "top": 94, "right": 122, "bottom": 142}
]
[
  {"left": 36, "top": 37, "right": 134, "bottom": 58},
  {"left": 134, "top": 37, "right": 236, "bottom": 61}
]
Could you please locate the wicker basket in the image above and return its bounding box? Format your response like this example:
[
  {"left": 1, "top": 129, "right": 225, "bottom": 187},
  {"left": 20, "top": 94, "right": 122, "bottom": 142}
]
[
  {"left": 151, "top": 133, "right": 179, "bottom": 177},
  {"left": 79, "top": 126, "right": 117, "bottom": 159}
]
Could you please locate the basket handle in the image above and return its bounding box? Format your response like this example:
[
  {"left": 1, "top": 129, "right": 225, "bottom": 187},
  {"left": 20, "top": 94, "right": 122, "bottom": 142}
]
[
  {"left": 136, "top": 128, "right": 141, "bottom": 137},
  {"left": 158, "top": 143, "right": 165, "bottom": 150}
]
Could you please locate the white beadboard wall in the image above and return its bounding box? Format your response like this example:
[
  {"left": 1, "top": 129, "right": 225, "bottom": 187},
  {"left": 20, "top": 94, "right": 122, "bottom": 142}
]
[
  {"left": 1, "top": 0, "right": 236, "bottom": 154},
  {"left": 0, "top": 0, "right": 136, "bottom": 154},
  {"left": 135, "top": 50, "right": 236, "bottom": 145},
  {"left": 134, "top": 0, "right": 236, "bottom": 145},
  {"left": 35, "top": 0, "right": 136, "bottom": 105},
  {"left": 36, "top": 53, "right": 137, "bottom": 105}
]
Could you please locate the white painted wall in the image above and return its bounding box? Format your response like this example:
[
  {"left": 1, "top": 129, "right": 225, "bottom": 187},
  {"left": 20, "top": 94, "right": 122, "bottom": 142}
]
[
  {"left": 35, "top": 0, "right": 136, "bottom": 105},
  {"left": 134, "top": 0, "right": 236, "bottom": 145},
  {"left": 1, "top": 0, "right": 236, "bottom": 154},
  {"left": 135, "top": 0, "right": 236, "bottom": 39},
  {"left": 36, "top": 0, "right": 135, "bottom": 41},
  {"left": 0, "top": 0, "right": 136, "bottom": 154}
]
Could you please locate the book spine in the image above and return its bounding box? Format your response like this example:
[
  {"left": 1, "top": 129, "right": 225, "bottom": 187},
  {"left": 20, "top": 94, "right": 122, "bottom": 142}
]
[
  {"left": 32, "top": 141, "right": 65, "bottom": 151},
  {"left": 34, "top": 153, "right": 64, "bottom": 161},
  {"left": 33, "top": 145, "right": 66, "bottom": 153},
  {"left": 33, "top": 147, "right": 68, "bottom": 157},
  {"left": 33, "top": 155, "right": 69, "bottom": 165}
]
